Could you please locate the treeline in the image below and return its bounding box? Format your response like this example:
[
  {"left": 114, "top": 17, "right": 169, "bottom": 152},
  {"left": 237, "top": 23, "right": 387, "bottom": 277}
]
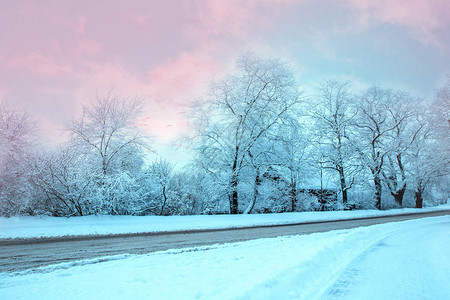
[{"left": 1, "top": 53, "right": 449, "bottom": 217}]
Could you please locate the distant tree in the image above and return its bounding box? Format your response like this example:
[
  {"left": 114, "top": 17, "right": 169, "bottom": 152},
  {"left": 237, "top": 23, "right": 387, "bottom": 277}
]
[
  {"left": 269, "top": 117, "right": 310, "bottom": 212},
  {"left": 0, "top": 104, "right": 35, "bottom": 216},
  {"left": 407, "top": 79, "right": 450, "bottom": 208},
  {"left": 67, "top": 92, "right": 150, "bottom": 214},
  {"left": 310, "top": 80, "right": 358, "bottom": 206},
  {"left": 432, "top": 77, "right": 450, "bottom": 150},
  {"left": 69, "top": 92, "right": 147, "bottom": 175},
  {"left": 405, "top": 109, "right": 436, "bottom": 208},
  {"left": 380, "top": 91, "right": 416, "bottom": 207},
  {"left": 354, "top": 87, "right": 408, "bottom": 209},
  {"left": 30, "top": 148, "right": 93, "bottom": 216},
  {"left": 148, "top": 158, "right": 174, "bottom": 216}
]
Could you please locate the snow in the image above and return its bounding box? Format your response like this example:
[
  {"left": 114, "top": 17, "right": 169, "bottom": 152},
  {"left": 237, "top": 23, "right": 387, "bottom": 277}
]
[
  {"left": 1, "top": 215, "right": 449, "bottom": 299},
  {"left": 0, "top": 203, "right": 449, "bottom": 240},
  {"left": 321, "top": 218, "right": 450, "bottom": 299}
]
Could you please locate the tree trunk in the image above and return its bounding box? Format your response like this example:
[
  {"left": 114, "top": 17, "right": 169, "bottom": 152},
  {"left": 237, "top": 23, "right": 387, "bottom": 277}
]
[
  {"left": 244, "top": 169, "right": 260, "bottom": 214},
  {"left": 415, "top": 190, "right": 423, "bottom": 208},
  {"left": 319, "top": 164, "right": 324, "bottom": 211},
  {"left": 290, "top": 180, "right": 297, "bottom": 212},
  {"left": 230, "top": 173, "right": 239, "bottom": 214},
  {"left": 159, "top": 186, "right": 167, "bottom": 216},
  {"left": 415, "top": 181, "right": 424, "bottom": 208},
  {"left": 230, "top": 151, "right": 239, "bottom": 214},
  {"left": 396, "top": 154, "right": 406, "bottom": 207},
  {"left": 102, "top": 157, "right": 107, "bottom": 176},
  {"left": 383, "top": 154, "right": 407, "bottom": 207},
  {"left": 391, "top": 183, "right": 406, "bottom": 207},
  {"left": 374, "top": 175, "right": 382, "bottom": 209},
  {"left": 338, "top": 165, "right": 348, "bottom": 204},
  {"left": 231, "top": 186, "right": 238, "bottom": 214}
]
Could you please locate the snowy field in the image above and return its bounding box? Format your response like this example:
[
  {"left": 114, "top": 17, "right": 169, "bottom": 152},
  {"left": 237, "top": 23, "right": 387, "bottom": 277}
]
[
  {"left": 1, "top": 203, "right": 449, "bottom": 239},
  {"left": 1, "top": 215, "right": 449, "bottom": 299}
]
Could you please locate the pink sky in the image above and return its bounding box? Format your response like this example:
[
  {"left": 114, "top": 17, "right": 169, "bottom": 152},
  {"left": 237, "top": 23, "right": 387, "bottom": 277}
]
[{"left": 1, "top": 0, "right": 449, "bottom": 152}]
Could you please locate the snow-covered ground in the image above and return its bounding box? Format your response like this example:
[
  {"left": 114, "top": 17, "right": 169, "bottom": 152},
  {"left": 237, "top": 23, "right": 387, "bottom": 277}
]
[
  {"left": 1, "top": 215, "right": 449, "bottom": 299},
  {"left": 1, "top": 203, "right": 449, "bottom": 239}
]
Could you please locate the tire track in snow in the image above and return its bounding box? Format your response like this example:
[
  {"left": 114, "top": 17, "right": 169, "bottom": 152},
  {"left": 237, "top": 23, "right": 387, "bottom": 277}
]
[{"left": 238, "top": 216, "right": 450, "bottom": 300}]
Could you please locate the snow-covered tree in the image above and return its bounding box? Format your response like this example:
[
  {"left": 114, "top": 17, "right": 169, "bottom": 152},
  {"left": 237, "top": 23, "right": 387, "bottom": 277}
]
[
  {"left": 148, "top": 158, "right": 174, "bottom": 216},
  {"left": 405, "top": 110, "right": 436, "bottom": 208},
  {"left": 354, "top": 87, "right": 407, "bottom": 209},
  {"left": 69, "top": 93, "right": 147, "bottom": 175},
  {"left": 30, "top": 148, "right": 93, "bottom": 216},
  {"left": 407, "top": 79, "right": 450, "bottom": 207},
  {"left": 310, "top": 80, "right": 359, "bottom": 206},
  {"left": 380, "top": 91, "right": 416, "bottom": 207},
  {"left": 191, "top": 52, "right": 302, "bottom": 214},
  {"left": 0, "top": 104, "right": 35, "bottom": 216},
  {"left": 431, "top": 77, "right": 450, "bottom": 155},
  {"left": 267, "top": 116, "right": 311, "bottom": 212},
  {"left": 67, "top": 93, "right": 150, "bottom": 214}
]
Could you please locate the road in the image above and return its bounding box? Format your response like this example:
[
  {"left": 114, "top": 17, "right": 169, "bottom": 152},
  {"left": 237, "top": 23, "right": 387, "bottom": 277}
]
[{"left": 1, "top": 210, "right": 449, "bottom": 273}]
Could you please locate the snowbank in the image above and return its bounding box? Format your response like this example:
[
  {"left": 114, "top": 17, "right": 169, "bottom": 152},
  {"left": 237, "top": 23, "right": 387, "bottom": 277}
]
[
  {"left": 0, "top": 203, "right": 449, "bottom": 239},
  {"left": 1, "top": 215, "right": 449, "bottom": 299}
]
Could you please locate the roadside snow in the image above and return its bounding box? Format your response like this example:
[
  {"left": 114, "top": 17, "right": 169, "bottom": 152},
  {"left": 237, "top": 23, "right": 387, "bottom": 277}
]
[
  {"left": 0, "top": 203, "right": 449, "bottom": 239},
  {"left": 1, "top": 216, "right": 449, "bottom": 299}
]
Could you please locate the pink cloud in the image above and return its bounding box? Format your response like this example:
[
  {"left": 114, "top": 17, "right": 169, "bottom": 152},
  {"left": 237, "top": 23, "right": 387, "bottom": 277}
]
[
  {"left": 75, "top": 39, "right": 102, "bottom": 57},
  {"left": 125, "top": 13, "right": 149, "bottom": 26},
  {"left": 147, "top": 52, "right": 220, "bottom": 104},
  {"left": 71, "top": 62, "right": 147, "bottom": 106},
  {"left": 186, "top": 0, "right": 288, "bottom": 43},
  {"left": 4, "top": 52, "right": 72, "bottom": 76},
  {"left": 189, "top": 1, "right": 277, "bottom": 38},
  {"left": 143, "top": 52, "right": 221, "bottom": 140},
  {"left": 183, "top": 0, "right": 301, "bottom": 60},
  {"left": 75, "top": 15, "right": 87, "bottom": 35},
  {"left": 196, "top": 0, "right": 254, "bottom": 37}
]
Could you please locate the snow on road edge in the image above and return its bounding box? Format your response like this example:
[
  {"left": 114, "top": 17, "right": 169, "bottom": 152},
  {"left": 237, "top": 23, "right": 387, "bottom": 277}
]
[{"left": 0, "top": 203, "right": 449, "bottom": 239}]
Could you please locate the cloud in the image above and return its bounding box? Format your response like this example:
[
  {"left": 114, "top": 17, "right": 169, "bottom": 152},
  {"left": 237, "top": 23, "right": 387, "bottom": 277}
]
[
  {"left": 143, "top": 51, "right": 221, "bottom": 140},
  {"left": 147, "top": 51, "right": 220, "bottom": 104},
  {"left": 75, "top": 15, "right": 87, "bottom": 35},
  {"left": 125, "top": 13, "right": 149, "bottom": 26},
  {"left": 75, "top": 39, "right": 102, "bottom": 57},
  {"left": 3, "top": 52, "right": 72, "bottom": 76},
  {"left": 63, "top": 51, "right": 220, "bottom": 141},
  {"left": 194, "top": 0, "right": 255, "bottom": 37},
  {"left": 345, "top": 0, "right": 450, "bottom": 47},
  {"left": 186, "top": 0, "right": 291, "bottom": 43},
  {"left": 1, "top": 0, "right": 448, "bottom": 149}
]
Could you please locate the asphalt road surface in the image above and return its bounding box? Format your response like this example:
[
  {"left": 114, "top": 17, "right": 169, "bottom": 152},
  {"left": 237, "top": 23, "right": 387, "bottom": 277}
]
[{"left": 1, "top": 210, "right": 449, "bottom": 273}]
